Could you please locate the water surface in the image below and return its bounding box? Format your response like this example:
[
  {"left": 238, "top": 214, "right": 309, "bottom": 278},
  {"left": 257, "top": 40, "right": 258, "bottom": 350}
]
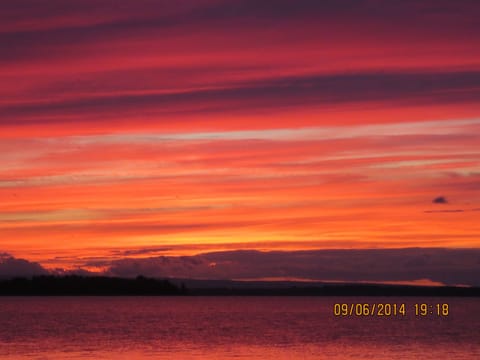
[{"left": 0, "top": 297, "right": 478, "bottom": 359}]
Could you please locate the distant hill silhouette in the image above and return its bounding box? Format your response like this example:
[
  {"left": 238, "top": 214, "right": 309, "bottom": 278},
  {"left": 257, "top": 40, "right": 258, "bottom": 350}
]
[
  {"left": 0, "top": 275, "right": 479, "bottom": 296},
  {"left": 168, "top": 278, "right": 480, "bottom": 296},
  {"left": 184, "top": 283, "right": 480, "bottom": 296}
]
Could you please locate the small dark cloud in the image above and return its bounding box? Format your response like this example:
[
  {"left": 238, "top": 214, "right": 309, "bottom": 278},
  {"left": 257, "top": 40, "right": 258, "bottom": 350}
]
[
  {"left": 433, "top": 196, "right": 448, "bottom": 204},
  {"left": 424, "top": 209, "right": 463, "bottom": 213}
]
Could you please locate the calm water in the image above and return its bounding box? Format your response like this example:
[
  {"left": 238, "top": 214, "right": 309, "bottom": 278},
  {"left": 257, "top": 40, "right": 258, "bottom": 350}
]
[{"left": 0, "top": 297, "right": 479, "bottom": 359}]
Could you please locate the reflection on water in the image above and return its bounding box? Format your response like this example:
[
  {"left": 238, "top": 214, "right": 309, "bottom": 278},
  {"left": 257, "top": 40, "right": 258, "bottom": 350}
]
[{"left": 0, "top": 297, "right": 479, "bottom": 359}]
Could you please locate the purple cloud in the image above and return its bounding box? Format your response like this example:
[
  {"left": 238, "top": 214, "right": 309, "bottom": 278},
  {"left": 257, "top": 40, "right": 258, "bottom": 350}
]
[
  {"left": 433, "top": 196, "right": 448, "bottom": 204},
  {"left": 0, "top": 253, "right": 48, "bottom": 278},
  {"left": 102, "top": 248, "right": 480, "bottom": 287}
]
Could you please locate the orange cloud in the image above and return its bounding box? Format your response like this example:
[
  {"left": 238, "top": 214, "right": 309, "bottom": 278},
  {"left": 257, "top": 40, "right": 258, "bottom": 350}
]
[{"left": 1, "top": 1, "right": 479, "bottom": 271}]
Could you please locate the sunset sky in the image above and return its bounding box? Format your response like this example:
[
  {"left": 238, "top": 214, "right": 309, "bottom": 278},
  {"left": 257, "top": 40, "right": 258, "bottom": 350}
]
[{"left": 1, "top": 0, "right": 479, "bottom": 285}]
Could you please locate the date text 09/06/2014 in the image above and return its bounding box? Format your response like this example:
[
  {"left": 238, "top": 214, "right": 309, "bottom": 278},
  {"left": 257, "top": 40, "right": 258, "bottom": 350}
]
[{"left": 333, "top": 303, "right": 449, "bottom": 317}]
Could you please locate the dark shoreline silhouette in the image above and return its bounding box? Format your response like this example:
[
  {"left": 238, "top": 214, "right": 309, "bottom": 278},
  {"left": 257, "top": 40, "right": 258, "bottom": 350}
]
[
  {"left": 0, "top": 275, "right": 183, "bottom": 296},
  {"left": 0, "top": 275, "right": 479, "bottom": 296}
]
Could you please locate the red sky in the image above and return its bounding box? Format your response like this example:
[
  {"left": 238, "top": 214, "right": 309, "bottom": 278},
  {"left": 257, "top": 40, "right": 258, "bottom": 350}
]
[{"left": 1, "top": 1, "right": 479, "bottom": 279}]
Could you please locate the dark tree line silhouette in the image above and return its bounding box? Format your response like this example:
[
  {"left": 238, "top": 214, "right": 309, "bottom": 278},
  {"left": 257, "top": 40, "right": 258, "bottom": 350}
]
[{"left": 0, "top": 275, "right": 184, "bottom": 295}]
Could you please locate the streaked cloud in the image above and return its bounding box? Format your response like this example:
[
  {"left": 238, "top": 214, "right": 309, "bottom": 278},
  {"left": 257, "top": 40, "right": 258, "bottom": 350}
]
[
  {"left": 0, "top": 1, "right": 479, "bottom": 274},
  {"left": 2, "top": 71, "right": 480, "bottom": 127}
]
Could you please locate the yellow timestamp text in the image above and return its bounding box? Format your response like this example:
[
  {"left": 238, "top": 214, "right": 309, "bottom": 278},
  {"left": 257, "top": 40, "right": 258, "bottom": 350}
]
[{"left": 333, "top": 303, "right": 449, "bottom": 317}]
